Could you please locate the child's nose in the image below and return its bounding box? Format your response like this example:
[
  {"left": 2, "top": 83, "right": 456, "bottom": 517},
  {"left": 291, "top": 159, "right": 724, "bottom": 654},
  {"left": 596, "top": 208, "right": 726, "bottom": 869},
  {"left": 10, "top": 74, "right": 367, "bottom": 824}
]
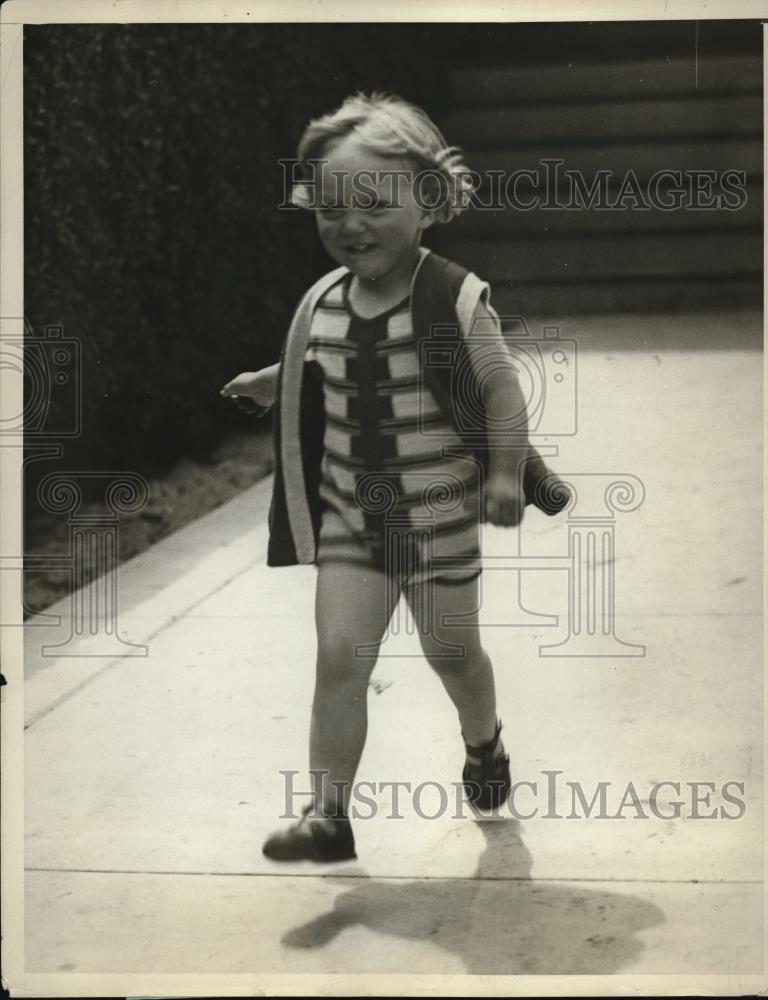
[{"left": 339, "top": 210, "right": 367, "bottom": 237}]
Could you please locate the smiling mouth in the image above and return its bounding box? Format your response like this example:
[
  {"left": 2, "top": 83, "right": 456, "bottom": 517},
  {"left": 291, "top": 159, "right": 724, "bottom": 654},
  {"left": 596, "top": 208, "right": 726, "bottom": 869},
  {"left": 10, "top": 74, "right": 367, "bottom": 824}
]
[{"left": 344, "top": 244, "right": 377, "bottom": 254}]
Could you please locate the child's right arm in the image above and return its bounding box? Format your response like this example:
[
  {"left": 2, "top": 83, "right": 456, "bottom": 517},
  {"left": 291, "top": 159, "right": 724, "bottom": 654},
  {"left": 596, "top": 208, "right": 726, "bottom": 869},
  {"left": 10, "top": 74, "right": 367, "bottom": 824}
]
[{"left": 220, "top": 362, "right": 280, "bottom": 410}]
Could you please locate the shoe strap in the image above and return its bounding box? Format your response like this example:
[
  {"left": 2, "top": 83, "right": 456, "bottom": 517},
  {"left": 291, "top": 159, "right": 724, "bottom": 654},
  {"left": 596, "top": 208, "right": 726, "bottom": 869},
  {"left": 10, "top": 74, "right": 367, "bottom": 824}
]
[{"left": 463, "top": 719, "right": 503, "bottom": 758}]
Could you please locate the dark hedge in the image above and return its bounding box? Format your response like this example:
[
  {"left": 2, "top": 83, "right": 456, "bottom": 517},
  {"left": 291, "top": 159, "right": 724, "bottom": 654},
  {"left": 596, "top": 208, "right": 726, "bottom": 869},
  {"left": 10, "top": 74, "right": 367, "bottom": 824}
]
[{"left": 24, "top": 23, "right": 448, "bottom": 483}]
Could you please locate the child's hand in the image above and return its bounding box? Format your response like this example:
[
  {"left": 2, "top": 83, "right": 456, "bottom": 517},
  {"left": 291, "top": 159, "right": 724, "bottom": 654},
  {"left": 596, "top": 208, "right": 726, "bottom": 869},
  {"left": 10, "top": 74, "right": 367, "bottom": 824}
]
[
  {"left": 220, "top": 371, "right": 274, "bottom": 407},
  {"left": 483, "top": 471, "right": 524, "bottom": 527}
]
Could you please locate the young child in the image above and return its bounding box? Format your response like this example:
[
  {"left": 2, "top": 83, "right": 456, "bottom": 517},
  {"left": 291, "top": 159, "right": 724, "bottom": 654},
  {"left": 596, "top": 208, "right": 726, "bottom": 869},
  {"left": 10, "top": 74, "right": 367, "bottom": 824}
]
[{"left": 221, "top": 93, "right": 564, "bottom": 862}]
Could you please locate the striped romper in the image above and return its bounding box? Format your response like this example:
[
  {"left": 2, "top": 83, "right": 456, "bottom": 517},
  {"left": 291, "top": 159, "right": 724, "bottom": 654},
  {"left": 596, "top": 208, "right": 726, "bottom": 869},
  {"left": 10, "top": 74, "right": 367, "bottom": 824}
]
[{"left": 306, "top": 272, "right": 483, "bottom": 587}]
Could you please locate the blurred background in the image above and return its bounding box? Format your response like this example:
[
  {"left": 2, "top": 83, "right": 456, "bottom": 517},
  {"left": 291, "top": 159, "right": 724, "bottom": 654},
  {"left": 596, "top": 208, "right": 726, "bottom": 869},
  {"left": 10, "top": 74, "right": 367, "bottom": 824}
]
[{"left": 22, "top": 19, "right": 762, "bottom": 609}]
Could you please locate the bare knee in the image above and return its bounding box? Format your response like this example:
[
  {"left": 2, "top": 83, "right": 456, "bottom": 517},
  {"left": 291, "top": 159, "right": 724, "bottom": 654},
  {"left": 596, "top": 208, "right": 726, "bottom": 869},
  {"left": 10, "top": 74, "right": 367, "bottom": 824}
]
[
  {"left": 316, "top": 630, "right": 379, "bottom": 685},
  {"left": 421, "top": 631, "right": 487, "bottom": 674}
]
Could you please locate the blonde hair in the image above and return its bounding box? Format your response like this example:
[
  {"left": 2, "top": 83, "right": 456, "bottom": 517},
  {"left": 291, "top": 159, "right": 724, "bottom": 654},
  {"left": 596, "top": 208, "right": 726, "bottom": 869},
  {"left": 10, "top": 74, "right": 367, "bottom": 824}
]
[{"left": 292, "top": 92, "right": 474, "bottom": 224}]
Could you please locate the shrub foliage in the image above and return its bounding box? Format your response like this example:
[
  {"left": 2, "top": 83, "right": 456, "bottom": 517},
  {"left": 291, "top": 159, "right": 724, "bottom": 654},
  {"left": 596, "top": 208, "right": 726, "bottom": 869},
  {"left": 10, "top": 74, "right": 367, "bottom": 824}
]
[{"left": 24, "top": 23, "right": 446, "bottom": 478}]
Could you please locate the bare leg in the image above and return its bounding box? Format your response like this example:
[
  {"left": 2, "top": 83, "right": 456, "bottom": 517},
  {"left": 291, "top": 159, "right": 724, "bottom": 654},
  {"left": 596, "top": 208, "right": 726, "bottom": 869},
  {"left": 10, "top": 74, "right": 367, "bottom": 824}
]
[
  {"left": 403, "top": 575, "right": 499, "bottom": 746},
  {"left": 403, "top": 573, "right": 510, "bottom": 810},
  {"left": 311, "top": 560, "right": 401, "bottom": 816}
]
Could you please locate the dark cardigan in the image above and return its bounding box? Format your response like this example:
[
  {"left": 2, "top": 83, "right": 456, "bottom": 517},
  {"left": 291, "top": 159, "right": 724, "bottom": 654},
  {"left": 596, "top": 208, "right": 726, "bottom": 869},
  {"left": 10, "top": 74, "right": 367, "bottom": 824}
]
[{"left": 267, "top": 251, "right": 569, "bottom": 567}]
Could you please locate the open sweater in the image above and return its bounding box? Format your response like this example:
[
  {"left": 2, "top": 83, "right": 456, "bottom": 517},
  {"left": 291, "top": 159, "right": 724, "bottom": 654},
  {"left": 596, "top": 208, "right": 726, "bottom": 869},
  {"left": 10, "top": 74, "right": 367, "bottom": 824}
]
[{"left": 266, "top": 248, "right": 569, "bottom": 567}]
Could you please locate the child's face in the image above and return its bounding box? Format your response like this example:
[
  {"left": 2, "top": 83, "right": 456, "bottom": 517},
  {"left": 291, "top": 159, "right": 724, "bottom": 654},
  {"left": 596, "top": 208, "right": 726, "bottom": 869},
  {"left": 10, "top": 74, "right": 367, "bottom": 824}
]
[{"left": 312, "top": 134, "right": 434, "bottom": 284}]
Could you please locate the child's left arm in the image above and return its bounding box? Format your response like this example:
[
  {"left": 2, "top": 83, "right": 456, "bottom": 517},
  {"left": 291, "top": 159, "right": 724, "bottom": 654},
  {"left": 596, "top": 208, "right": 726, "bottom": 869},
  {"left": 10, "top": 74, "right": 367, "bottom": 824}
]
[{"left": 463, "top": 298, "right": 528, "bottom": 527}]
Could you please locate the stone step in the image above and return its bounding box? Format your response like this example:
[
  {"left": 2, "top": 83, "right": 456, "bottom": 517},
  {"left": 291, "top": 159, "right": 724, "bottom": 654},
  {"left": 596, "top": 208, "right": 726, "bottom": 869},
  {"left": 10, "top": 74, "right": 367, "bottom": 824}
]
[
  {"left": 458, "top": 139, "right": 761, "bottom": 179},
  {"left": 450, "top": 55, "right": 762, "bottom": 106},
  {"left": 432, "top": 180, "right": 761, "bottom": 237},
  {"left": 435, "top": 46, "right": 760, "bottom": 312},
  {"left": 439, "top": 95, "right": 761, "bottom": 147},
  {"left": 486, "top": 276, "right": 761, "bottom": 318},
  {"left": 431, "top": 230, "right": 761, "bottom": 283}
]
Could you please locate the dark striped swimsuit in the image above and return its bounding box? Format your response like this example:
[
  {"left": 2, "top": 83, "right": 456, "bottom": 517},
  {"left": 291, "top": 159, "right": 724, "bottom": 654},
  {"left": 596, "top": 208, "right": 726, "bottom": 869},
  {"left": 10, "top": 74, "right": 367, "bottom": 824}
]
[{"left": 306, "top": 273, "right": 482, "bottom": 586}]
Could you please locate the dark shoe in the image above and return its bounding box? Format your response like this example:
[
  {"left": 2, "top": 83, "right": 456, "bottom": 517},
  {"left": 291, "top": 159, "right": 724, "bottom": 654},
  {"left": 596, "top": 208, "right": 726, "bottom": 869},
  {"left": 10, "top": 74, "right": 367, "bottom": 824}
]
[
  {"left": 262, "top": 804, "right": 357, "bottom": 863},
  {"left": 462, "top": 719, "right": 511, "bottom": 811}
]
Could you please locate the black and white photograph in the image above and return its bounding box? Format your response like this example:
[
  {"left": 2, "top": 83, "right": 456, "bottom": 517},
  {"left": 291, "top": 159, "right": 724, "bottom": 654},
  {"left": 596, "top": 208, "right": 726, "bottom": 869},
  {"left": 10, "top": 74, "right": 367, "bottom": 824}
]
[{"left": 1, "top": 1, "right": 765, "bottom": 995}]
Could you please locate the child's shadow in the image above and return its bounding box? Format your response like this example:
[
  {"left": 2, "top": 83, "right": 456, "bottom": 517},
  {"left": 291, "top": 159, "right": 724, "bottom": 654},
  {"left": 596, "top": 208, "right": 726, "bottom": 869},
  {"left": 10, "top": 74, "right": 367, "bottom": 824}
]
[{"left": 281, "top": 819, "right": 665, "bottom": 974}]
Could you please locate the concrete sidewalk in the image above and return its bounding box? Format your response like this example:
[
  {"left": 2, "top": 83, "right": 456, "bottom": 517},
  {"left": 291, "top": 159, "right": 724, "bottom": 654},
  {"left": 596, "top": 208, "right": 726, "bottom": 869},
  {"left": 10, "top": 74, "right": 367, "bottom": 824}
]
[{"left": 23, "top": 314, "right": 763, "bottom": 980}]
